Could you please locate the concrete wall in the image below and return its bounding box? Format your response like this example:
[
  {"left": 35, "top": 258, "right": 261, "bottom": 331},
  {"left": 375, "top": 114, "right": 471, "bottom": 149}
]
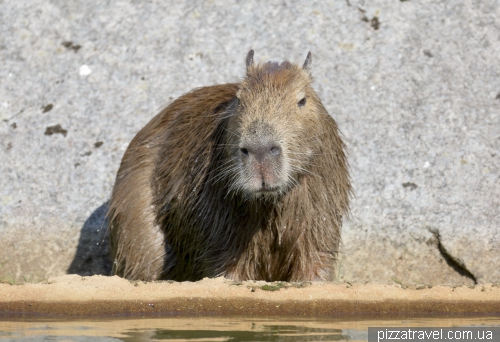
[{"left": 1, "top": 0, "right": 499, "bottom": 284}]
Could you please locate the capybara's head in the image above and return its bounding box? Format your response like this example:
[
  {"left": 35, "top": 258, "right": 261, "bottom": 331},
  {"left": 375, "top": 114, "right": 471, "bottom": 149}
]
[{"left": 226, "top": 50, "right": 320, "bottom": 198}]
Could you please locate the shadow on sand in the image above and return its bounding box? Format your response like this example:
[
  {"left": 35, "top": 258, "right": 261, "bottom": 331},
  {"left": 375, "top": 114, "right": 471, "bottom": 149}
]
[{"left": 67, "top": 201, "right": 112, "bottom": 276}]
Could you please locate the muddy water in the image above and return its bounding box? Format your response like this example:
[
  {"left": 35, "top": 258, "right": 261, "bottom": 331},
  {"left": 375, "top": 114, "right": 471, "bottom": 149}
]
[{"left": 1, "top": 316, "right": 499, "bottom": 341}]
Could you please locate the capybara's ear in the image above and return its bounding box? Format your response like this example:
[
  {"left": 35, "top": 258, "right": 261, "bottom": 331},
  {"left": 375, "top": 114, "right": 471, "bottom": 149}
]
[
  {"left": 246, "top": 50, "right": 254, "bottom": 73},
  {"left": 302, "top": 51, "right": 312, "bottom": 73}
]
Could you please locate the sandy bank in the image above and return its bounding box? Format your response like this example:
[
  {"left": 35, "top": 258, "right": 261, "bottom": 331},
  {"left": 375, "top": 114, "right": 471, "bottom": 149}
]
[{"left": 1, "top": 275, "right": 499, "bottom": 317}]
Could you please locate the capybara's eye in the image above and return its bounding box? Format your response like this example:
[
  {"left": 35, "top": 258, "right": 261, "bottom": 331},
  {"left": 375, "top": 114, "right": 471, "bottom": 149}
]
[{"left": 298, "top": 97, "right": 307, "bottom": 107}]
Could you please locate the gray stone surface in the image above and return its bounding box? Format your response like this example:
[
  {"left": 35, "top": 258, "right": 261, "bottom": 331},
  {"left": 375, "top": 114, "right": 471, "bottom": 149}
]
[{"left": 1, "top": 0, "right": 498, "bottom": 284}]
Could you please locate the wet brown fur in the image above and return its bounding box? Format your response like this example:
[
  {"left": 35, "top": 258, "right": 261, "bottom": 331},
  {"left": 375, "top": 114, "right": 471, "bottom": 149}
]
[{"left": 108, "top": 51, "right": 351, "bottom": 282}]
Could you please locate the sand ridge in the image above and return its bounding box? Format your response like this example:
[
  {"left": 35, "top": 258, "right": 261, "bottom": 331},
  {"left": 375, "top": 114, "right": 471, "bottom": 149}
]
[{"left": 1, "top": 275, "right": 499, "bottom": 317}]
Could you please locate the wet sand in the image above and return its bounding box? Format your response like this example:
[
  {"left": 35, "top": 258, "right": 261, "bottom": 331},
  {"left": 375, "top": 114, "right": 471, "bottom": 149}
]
[{"left": 1, "top": 275, "right": 499, "bottom": 317}]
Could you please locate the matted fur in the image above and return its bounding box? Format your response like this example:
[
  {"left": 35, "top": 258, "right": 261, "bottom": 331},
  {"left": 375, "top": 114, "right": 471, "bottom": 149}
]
[{"left": 108, "top": 51, "right": 351, "bottom": 282}]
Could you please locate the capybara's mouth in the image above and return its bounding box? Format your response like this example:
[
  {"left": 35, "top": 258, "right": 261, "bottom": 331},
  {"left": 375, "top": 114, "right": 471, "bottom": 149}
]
[
  {"left": 255, "top": 186, "right": 281, "bottom": 195},
  {"left": 257, "top": 188, "right": 278, "bottom": 193}
]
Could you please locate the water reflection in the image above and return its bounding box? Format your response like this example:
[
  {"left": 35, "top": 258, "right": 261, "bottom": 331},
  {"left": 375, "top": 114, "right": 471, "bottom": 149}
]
[
  {"left": 147, "top": 325, "right": 349, "bottom": 341},
  {"left": 0, "top": 316, "right": 499, "bottom": 342}
]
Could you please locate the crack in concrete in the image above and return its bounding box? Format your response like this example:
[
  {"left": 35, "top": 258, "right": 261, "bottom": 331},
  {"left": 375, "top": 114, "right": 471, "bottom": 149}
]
[{"left": 429, "top": 229, "right": 477, "bottom": 284}]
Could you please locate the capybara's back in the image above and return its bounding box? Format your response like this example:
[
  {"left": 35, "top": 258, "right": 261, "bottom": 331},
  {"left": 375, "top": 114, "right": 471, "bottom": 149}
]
[{"left": 108, "top": 51, "right": 351, "bottom": 282}]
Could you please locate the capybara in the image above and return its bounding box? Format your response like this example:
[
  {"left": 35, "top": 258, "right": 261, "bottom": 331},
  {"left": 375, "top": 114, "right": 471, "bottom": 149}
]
[{"left": 108, "top": 50, "right": 351, "bottom": 282}]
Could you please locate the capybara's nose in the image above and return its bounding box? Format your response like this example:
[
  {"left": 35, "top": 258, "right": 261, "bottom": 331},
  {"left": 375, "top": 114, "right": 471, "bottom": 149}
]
[{"left": 240, "top": 143, "right": 281, "bottom": 162}]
